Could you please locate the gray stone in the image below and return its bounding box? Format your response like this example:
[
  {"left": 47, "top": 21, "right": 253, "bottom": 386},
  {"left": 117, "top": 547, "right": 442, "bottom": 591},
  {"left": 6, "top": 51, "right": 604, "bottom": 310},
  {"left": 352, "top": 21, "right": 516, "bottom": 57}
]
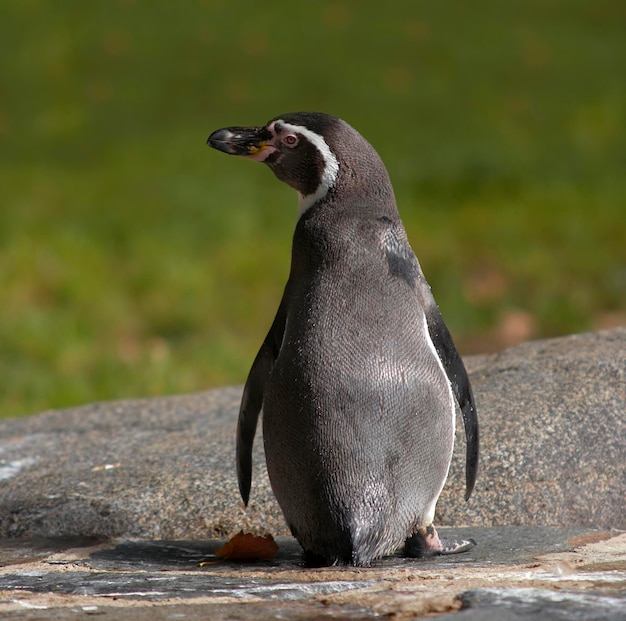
[
  {"left": 0, "top": 527, "right": 624, "bottom": 620},
  {"left": 453, "top": 588, "right": 626, "bottom": 621},
  {"left": 441, "top": 327, "right": 626, "bottom": 530},
  {"left": 0, "top": 328, "right": 624, "bottom": 541}
]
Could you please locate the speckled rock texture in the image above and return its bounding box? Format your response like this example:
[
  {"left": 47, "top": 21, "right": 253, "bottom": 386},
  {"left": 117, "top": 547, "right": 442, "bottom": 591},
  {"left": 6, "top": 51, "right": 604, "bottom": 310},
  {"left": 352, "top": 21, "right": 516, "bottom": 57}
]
[
  {"left": 0, "top": 328, "right": 624, "bottom": 540},
  {"left": 1, "top": 528, "right": 625, "bottom": 620},
  {"left": 442, "top": 326, "right": 625, "bottom": 530}
]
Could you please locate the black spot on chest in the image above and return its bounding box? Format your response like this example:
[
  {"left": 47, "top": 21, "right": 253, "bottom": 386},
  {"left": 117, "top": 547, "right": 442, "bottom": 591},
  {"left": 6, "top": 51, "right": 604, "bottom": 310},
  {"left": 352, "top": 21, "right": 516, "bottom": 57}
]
[{"left": 379, "top": 217, "right": 419, "bottom": 287}]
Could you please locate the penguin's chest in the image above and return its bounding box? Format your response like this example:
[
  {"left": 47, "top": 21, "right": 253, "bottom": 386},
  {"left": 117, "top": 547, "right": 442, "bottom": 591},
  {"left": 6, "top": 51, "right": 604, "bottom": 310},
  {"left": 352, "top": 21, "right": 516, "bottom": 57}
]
[
  {"left": 261, "top": 260, "right": 456, "bottom": 542},
  {"left": 263, "top": 269, "right": 453, "bottom": 455}
]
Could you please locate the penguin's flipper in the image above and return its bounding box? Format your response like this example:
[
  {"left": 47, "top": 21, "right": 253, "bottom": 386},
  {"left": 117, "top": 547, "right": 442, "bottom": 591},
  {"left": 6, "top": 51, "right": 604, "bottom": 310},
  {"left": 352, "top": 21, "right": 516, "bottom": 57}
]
[
  {"left": 421, "top": 290, "right": 479, "bottom": 501},
  {"left": 236, "top": 295, "right": 288, "bottom": 505}
]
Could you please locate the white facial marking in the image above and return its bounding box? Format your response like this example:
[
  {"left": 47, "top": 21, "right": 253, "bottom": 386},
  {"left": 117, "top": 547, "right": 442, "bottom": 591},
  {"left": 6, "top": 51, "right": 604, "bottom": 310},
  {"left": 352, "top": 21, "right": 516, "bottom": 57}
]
[{"left": 273, "top": 119, "right": 340, "bottom": 216}]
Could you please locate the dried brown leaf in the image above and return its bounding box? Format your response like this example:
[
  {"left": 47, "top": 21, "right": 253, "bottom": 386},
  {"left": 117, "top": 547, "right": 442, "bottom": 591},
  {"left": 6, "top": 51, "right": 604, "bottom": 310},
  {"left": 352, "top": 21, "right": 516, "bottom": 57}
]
[{"left": 215, "top": 531, "right": 279, "bottom": 561}]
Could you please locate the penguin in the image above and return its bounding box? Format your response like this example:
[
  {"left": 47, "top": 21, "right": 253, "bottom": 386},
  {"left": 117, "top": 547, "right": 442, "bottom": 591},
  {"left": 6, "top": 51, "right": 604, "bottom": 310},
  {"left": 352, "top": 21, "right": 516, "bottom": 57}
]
[{"left": 207, "top": 112, "right": 479, "bottom": 567}]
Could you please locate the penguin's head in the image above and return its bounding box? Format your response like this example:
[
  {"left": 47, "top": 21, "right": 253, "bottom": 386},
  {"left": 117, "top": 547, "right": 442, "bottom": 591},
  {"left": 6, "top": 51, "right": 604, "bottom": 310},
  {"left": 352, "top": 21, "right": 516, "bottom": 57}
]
[{"left": 208, "top": 112, "right": 394, "bottom": 215}]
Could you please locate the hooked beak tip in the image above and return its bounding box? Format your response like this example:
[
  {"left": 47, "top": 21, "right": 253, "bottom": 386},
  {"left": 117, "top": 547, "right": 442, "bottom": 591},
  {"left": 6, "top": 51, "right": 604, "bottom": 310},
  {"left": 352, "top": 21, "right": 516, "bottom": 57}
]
[{"left": 207, "top": 128, "right": 235, "bottom": 153}]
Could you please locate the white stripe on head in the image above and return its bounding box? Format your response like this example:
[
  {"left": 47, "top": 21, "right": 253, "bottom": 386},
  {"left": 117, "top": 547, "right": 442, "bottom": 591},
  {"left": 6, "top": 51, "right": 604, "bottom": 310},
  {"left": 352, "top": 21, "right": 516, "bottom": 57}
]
[{"left": 273, "top": 120, "right": 340, "bottom": 216}]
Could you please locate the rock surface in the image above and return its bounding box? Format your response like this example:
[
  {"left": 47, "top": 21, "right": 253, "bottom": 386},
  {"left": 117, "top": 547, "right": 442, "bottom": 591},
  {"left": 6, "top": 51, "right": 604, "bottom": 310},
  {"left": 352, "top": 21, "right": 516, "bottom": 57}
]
[
  {"left": 0, "top": 527, "right": 624, "bottom": 620},
  {"left": 0, "top": 328, "right": 625, "bottom": 619},
  {"left": 442, "top": 326, "right": 626, "bottom": 530},
  {"left": 0, "top": 328, "right": 624, "bottom": 541}
]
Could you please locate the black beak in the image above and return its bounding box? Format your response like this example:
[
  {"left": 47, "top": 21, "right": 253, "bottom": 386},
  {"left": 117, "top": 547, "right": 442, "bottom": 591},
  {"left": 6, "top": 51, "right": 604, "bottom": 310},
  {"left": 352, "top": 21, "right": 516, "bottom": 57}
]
[{"left": 207, "top": 125, "right": 273, "bottom": 157}]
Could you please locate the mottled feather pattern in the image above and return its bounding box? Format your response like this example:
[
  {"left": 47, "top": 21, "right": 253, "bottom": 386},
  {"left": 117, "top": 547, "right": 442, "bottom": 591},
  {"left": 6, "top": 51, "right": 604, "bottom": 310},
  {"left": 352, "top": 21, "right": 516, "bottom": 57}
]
[{"left": 379, "top": 216, "right": 420, "bottom": 287}]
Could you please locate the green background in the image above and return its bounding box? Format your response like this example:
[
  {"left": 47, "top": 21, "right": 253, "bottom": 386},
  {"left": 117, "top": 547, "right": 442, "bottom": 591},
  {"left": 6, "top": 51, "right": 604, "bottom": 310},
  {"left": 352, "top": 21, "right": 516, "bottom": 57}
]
[{"left": 1, "top": 0, "right": 625, "bottom": 418}]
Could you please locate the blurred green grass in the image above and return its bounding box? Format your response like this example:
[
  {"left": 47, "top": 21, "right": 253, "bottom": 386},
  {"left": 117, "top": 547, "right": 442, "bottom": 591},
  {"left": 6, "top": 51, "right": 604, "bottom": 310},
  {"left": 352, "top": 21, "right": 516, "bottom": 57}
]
[{"left": 1, "top": 0, "right": 624, "bottom": 418}]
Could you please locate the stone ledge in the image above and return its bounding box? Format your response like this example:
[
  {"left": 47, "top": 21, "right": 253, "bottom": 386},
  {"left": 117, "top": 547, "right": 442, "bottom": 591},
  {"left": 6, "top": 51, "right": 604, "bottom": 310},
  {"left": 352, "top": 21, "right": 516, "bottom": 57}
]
[
  {"left": 0, "top": 328, "right": 624, "bottom": 541},
  {"left": 0, "top": 527, "right": 624, "bottom": 620}
]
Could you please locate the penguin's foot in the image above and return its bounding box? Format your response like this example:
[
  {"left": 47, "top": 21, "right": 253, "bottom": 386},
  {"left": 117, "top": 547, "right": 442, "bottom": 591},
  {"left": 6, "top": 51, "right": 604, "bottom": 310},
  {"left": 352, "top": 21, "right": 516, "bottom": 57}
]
[
  {"left": 302, "top": 549, "right": 374, "bottom": 568},
  {"left": 303, "top": 549, "right": 353, "bottom": 567},
  {"left": 302, "top": 549, "right": 330, "bottom": 567},
  {"left": 404, "top": 524, "right": 476, "bottom": 558}
]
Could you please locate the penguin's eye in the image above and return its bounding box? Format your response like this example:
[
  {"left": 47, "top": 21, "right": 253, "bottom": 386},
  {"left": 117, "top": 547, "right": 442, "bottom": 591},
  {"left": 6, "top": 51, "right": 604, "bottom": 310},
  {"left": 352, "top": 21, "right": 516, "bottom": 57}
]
[{"left": 282, "top": 133, "right": 299, "bottom": 148}]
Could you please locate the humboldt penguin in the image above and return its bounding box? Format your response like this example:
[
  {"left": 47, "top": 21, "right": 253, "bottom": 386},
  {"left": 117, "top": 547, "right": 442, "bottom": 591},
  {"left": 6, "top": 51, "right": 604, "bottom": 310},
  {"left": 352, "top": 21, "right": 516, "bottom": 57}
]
[{"left": 207, "top": 112, "right": 479, "bottom": 566}]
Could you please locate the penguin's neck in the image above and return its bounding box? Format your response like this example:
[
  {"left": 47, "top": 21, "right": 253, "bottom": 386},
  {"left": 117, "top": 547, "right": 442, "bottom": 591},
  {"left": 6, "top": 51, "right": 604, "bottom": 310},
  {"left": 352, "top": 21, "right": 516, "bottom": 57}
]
[
  {"left": 296, "top": 172, "right": 398, "bottom": 222},
  {"left": 297, "top": 191, "right": 323, "bottom": 217},
  {"left": 291, "top": 187, "right": 401, "bottom": 276}
]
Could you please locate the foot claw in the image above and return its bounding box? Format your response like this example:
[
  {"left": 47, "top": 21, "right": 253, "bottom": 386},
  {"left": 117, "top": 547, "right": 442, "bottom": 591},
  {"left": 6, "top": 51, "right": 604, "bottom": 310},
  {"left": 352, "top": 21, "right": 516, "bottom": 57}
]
[
  {"left": 404, "top": 525, "right": 476, "bottom": 558},
  {"left": 439, "top": 537, "right": 476, "bottom": 555}
]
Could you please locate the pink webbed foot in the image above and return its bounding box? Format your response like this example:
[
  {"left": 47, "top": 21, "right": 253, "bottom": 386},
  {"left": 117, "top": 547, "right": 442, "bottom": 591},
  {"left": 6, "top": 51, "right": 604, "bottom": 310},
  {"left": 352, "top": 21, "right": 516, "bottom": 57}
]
[{"left": 404, "top": 524, "right": 476, "bottom": 558}]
